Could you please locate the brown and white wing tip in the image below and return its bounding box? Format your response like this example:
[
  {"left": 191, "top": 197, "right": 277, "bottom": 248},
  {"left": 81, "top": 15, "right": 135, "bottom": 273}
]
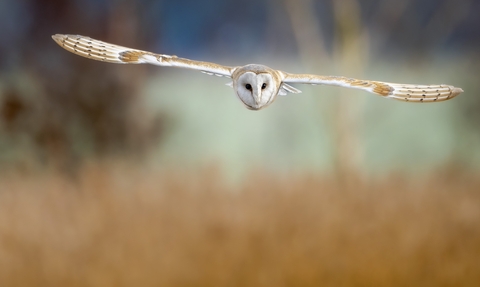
[
  {"left": 52, "top": 34, "right": 138, "bottom": 64},
  {"left": 384, "top": 83, "right": 463, "bottom": 102}
]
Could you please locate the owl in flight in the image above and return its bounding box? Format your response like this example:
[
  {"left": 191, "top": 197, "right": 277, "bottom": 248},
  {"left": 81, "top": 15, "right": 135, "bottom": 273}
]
[{"left": 52, "top": 34, "right": 463, "bottom": 110}]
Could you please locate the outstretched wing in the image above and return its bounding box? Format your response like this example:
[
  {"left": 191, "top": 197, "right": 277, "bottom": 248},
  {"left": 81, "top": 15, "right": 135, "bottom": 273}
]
[
  {"left": 282, "top": 73, "right": 463, "bottom": 102},
  {"left": 52, "top": 34, "right": 234, "bottom": 78}
]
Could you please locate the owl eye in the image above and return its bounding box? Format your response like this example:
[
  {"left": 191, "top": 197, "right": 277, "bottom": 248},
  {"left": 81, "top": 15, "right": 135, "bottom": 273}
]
[
  {"left": 245, "top": 84, "right": 252, "bottom": 91},
  {"left": 261, "top": 83, "right": 267, "bottom": 90}
]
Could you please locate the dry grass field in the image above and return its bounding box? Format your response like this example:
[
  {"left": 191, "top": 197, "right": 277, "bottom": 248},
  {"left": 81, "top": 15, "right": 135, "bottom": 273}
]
[{"left": 0, "top": 162, "right": 479, "bottom": 286}]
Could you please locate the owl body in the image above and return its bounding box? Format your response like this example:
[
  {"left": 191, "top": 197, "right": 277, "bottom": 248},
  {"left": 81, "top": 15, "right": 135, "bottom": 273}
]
[{"left": 52, "top": 34, "right": 463, "bottom": 110}]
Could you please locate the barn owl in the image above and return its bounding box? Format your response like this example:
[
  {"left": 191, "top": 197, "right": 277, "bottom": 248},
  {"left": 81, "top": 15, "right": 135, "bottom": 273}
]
[{"left": 52, "top": 34, "right": 463, "bottom": 110}]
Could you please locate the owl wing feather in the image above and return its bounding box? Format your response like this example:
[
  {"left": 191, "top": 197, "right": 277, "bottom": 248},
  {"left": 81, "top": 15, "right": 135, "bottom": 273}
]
[
  {"left": 282, "top": 73, "right": 463, "bottom": 102},
  {"left": 52, "top": 34, "right": 234, "bottom": 78}
]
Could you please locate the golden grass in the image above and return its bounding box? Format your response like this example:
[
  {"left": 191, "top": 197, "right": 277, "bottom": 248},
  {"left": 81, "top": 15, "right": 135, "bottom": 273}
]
[{"left": 0, "top": 162, "right": 479, "bottom": 286}]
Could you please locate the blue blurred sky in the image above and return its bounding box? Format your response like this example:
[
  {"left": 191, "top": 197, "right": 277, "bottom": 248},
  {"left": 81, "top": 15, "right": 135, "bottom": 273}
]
[{"left": 0, "top": 0, "right": 479, "bottom": 67}]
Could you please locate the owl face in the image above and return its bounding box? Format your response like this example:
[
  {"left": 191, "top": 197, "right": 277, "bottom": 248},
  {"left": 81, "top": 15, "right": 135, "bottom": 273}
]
[{"left": 234, "top": 69, "right": 279, "bottom": 110}]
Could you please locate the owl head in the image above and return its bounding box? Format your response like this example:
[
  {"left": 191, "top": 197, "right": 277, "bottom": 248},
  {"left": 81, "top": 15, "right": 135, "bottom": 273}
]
[{"left": 231, "top": 65, "right": 279, "bottom": 110}]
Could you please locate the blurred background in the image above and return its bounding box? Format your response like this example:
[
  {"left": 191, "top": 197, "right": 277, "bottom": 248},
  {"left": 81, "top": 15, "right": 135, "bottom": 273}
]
[
  {"left": 0, "top": 0, "right": 479, "bottom": 176},
  {"left": 1, "top": 0, "right": 480, "bottom": 286}
]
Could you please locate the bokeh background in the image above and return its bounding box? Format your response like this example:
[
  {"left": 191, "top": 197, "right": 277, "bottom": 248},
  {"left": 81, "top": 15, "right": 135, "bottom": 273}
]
[{"left": 0, "top": 0, "right": 480, "bottom": 286}]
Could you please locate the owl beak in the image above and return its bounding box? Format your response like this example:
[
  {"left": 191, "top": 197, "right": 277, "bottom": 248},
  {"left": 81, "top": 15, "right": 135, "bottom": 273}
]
[{"left": 253, "top": 88, "right": 262, "bottom": 106}]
